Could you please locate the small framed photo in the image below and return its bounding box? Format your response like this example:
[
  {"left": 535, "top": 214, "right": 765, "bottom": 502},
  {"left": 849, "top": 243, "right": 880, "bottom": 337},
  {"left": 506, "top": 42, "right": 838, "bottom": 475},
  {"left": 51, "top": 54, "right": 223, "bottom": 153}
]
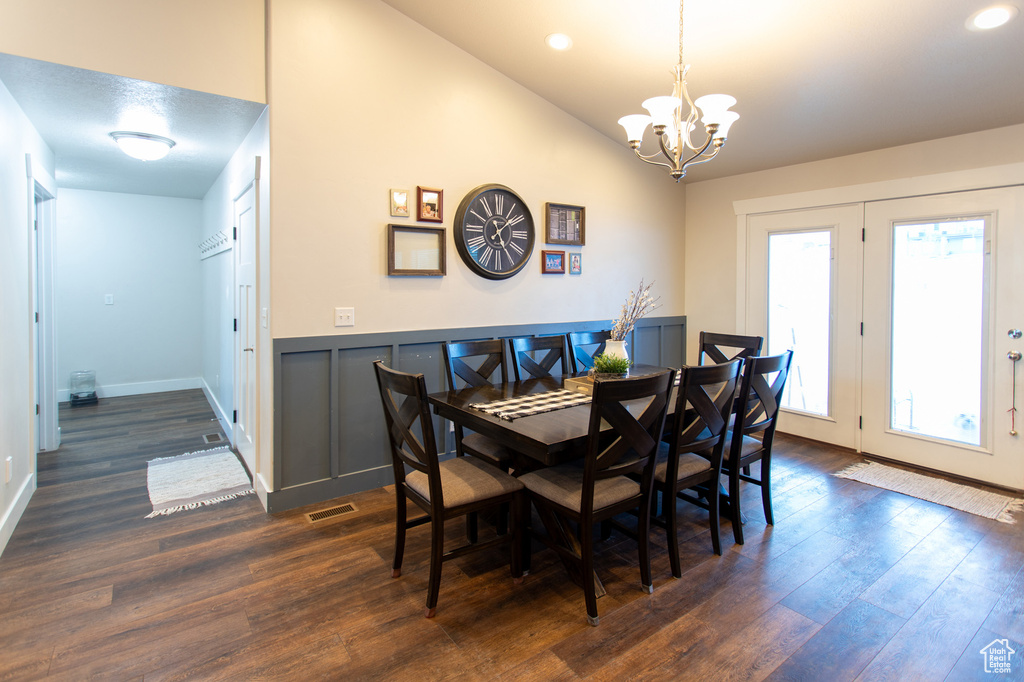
[
  {"left": 417, "top": 186, "right": 443, "bottom": 223},
  {"left": 387, "top": 224, "right": 446, "bottom": 276},
  {"left": 569, "top": 252, "right": 582, "bottom": 274},
  {"left": 389, "top": 189, "right": 410, "bottom": 217},
  {"left": 545, "top": 202, "right": 585, "bottom": 245},
  {"left": 541, "top": 250, "right": 565, "bottom": 274}
]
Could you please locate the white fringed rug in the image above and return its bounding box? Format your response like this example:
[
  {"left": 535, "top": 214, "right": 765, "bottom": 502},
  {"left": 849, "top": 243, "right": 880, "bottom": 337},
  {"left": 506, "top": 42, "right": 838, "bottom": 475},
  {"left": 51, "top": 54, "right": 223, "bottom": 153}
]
[
  {"left": 145, "top": 446, "right": 254, "bottom": 518},
  {"left": 834, "top": 461, "right": 1023, "bottom": 523}
]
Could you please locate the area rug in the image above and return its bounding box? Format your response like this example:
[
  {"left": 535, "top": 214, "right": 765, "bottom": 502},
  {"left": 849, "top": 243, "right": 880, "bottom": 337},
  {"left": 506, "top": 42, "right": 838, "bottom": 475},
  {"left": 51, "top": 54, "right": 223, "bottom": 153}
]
[
  {"left": 834, "top": 461, "right": 1023, "bottom": 523},
  {"left": 145, "top": 446, "right": 254, "bottom": 518}
]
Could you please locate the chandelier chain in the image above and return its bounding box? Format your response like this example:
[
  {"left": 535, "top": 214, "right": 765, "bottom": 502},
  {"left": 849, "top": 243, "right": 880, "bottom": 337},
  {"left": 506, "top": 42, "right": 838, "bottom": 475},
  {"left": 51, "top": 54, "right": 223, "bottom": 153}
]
[{"left": 678, "top": 0, "right": 685, "bottom": 67}]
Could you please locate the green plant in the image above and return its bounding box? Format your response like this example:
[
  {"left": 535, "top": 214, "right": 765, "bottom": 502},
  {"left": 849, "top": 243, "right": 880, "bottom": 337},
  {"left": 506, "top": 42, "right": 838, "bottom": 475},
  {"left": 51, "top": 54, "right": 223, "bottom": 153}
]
[{"left": 593, "top": 352, "right": 631, "bottom": 375}]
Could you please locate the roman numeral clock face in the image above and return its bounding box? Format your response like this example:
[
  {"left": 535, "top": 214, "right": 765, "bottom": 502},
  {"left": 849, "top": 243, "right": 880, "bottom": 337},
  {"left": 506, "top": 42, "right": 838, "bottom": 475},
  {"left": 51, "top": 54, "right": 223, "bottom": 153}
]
[{"left": 454, "top": 184, "right": 535, "bottom": 279}]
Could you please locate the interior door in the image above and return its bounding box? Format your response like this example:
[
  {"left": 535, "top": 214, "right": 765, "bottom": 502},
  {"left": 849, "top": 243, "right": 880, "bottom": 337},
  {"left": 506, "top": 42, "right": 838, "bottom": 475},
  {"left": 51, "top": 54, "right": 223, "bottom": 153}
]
[
  {"left": 746, "top": 204, "right": 863, "bottom": 449},
  {"left": 233, "top": 182, "right": 257, "bottom": 475},
  {"left": 862, "top": 187, "right": 1024, "bottom": 488}
]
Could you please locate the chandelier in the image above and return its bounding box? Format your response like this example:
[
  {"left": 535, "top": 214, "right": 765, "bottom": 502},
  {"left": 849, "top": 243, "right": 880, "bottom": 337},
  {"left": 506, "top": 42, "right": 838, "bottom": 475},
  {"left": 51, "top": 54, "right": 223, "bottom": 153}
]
[{"left": 618, "top": 0, "right": 738, "bottom": 181}]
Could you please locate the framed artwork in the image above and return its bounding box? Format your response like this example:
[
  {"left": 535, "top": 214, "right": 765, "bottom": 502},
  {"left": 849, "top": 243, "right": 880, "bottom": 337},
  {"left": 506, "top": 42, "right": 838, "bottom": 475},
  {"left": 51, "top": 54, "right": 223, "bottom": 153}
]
[
  {"left": 545, "top": 202, "right": 585, "bottom": 245},
  {"left": 417, "top": 186, "right": 443, "bottom": 223},
  {"left": 541, "top": 250, "right": 565, "bottom": 274},
  {"left": 569, "top": 252, "right": 582, "bottom": 274},
  {"left": 387, "top": 224, "right": 446, "bottom": 276},
  {"left": 389, "top": 189, "right": 410, "bottom": 217}
]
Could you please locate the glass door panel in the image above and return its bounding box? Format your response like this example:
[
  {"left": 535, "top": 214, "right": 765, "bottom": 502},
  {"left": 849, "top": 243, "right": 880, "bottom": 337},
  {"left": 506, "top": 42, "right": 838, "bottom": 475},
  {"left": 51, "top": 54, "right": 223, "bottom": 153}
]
[
  {"left": 768, "top": 230, "right": 832, "bottom": 416},
  {"left": 890, "top": 219, "right": 985, "bottom": 446}
]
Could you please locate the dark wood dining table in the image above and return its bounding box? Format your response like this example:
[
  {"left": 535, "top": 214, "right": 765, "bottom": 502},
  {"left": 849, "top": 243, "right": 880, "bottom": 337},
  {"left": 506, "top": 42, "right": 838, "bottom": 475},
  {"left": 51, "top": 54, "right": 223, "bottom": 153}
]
[{"left": 427, "top": 364, "right": 675, "bottom": 471}]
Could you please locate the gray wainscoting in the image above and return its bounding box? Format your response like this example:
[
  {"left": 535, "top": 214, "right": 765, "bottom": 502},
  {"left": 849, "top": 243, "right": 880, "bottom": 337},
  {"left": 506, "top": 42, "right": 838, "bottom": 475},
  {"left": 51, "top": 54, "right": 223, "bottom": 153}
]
[{"left": 268, "top": 316, "right": 686, "bottom": 512}]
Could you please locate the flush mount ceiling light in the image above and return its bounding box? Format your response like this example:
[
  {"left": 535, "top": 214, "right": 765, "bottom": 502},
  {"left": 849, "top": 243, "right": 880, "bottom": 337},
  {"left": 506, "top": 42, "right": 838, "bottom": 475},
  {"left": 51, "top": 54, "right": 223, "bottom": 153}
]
[
  {"left": 618, "top": 0, "right": 738, "bottom": 182},
  {"left": 967, "top": 4, "right": 1019, "bottom": 30},
  {"left": 109, "top": 131, "right": 176, "bottom": 161},
  {"left": 545, "top": 33, "right": 573, "bottom": 50}
]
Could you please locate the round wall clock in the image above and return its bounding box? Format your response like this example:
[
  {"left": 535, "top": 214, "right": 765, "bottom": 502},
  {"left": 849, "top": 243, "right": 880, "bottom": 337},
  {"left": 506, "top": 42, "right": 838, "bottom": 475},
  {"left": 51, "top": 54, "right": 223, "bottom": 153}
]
[{"left": 453, "top": 184, "right": 535, "bottom": 280}]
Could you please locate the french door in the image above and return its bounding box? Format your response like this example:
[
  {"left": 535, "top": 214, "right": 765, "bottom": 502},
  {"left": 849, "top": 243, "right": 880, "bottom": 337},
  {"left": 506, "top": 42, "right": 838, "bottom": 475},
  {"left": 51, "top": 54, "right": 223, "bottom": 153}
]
[
  {"left": 746, "top": 205, "right": 863, "bottom": 449},
  {"left": 746, "top": 187, "right": 1024, "bottom": 488},
  {"left": 862, "top": 189, "right": 1023, "bottom": 485}
]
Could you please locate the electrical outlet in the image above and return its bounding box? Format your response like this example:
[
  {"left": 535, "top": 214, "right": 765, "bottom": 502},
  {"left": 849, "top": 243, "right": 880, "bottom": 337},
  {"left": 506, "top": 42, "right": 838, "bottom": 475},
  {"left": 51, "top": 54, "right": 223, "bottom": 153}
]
[
  {"left": 104, "top": 294, "right": 114, "bottom": 305},
  {"left": 334, "top": 307, "right": 355, "bottom": 327},
  {"left": 4, "top": 456, "right": 11, "bottom": 484}
]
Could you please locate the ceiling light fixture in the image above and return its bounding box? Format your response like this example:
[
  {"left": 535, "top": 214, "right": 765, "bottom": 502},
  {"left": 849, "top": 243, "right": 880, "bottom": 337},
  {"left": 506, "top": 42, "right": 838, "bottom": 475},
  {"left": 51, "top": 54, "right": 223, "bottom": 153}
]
[
  {"left": 618, "top": 0, "right": 738, "bottom": 181},
  {"left": 967, "top": 4, "right": 1018, "bottom": 30},
  {"left": 109, "top": 131, "right": 176, "bottom": 161},
  {"left": 545, "top": 33, "right": 573, "bottom": 50}
]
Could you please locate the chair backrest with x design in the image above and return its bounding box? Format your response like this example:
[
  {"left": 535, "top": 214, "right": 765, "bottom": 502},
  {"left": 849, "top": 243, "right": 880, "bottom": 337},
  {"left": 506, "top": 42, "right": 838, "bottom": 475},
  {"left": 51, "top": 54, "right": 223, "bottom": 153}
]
[
  {"left": 509, "top": 335, "right": 569, "bottom": 380},
  {"left": 567, "top": 330, "right": 612, "bottom": 372},
  {"left": 698, "top": 331, "right": 764, "bottom": 366},
  {"left": 443, "top": 339, "right": 508, "bottom": 389},
  {"left": 373, "top": 360, "right": 444, "bottom": 507},
  {"left": 733, "top": 350, "right": 793, "bottom": 444},
  {"left": 581, "top": 370, "right": 676, "bottom": 514},
  {"left": 669, "top": 359, "right": 743, "bottom": 460}
]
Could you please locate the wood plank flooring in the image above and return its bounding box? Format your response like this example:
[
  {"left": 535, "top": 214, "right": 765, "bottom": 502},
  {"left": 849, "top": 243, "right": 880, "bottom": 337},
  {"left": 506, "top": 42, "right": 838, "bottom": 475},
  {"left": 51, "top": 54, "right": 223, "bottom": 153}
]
[{"left": 2, "top": 390, "right": 1022, "bottom": 680}]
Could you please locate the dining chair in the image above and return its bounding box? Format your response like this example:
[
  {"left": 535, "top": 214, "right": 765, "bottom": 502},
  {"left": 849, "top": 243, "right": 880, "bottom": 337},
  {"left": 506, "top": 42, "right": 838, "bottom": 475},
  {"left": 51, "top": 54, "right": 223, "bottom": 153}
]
[
  {"left": 719, "top": 350, "right": 793, "bottom": 544},
  {"left": 651, "top": 360, "right": 742, "bottom": 571},
  {"left": 518, "top": 369, "right": 676, "bottom": 626},
  {"left": 373, "top": 360, "right": 526, "bottom": 618},
  {"left": 566, "top": 330, "right": 612, "bottom": 372},
  {"left": 698, "top": 331, "right": 763, "bottom": 366},
  {"left": 442, "top": 340, "right": 513, "bottom": 469},
  {"left": 509, "top": 335, "right": 570, "bottom": 380}
]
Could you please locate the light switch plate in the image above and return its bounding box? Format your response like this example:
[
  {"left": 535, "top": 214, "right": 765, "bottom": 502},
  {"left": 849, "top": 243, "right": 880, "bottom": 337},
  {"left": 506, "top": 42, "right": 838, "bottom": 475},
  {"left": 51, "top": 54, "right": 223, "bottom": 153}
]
[{"left": 335, "top": 307, "right": 355, "bottom": 327}]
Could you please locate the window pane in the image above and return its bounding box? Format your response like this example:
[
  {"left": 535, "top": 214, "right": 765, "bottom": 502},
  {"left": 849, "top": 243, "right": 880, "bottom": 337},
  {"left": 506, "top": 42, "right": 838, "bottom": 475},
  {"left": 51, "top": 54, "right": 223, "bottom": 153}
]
[
  {"left": 890, "top": 219, "right": 984, "bottom": 445},
  {"left": 768, "top": 230, "right": 831, "bottom": 416}
]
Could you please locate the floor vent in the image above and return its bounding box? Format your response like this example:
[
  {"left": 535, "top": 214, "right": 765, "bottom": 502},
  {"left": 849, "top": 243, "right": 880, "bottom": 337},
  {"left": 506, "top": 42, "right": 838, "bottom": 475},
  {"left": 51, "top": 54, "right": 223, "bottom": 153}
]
[
  {"left": 306, "top": 503, "right": 359, "bottom": 523},
  {"left": 202, "top": 433, "right": 224, "bottom": 444}
]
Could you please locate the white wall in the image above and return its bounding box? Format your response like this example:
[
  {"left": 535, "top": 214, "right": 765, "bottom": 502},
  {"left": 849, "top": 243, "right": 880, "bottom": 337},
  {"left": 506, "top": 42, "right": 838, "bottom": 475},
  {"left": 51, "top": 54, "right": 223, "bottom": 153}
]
[
  {"left": 0, "top": 78, "right": 53, "bottom": 555},
  {"left": 201, "top": 108, "right": 270, "bottom": 500},
  {"left": 684, "top": 123, "right": 1024, "bottom": 363},
  {"left": 55, "top": 189, "right": 203, "bottom": 400},
  {"left": 267, "top": 0, "right": 688, "bottom": 340}
]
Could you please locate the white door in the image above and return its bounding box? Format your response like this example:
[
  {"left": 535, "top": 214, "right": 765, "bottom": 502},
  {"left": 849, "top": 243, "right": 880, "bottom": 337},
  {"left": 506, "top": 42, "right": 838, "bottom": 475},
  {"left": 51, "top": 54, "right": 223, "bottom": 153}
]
[
  {"left": 746, "top": 205, "right": 863, "bottom": 449},
  {"left": 233, "top": 182, "right": 257, "bottom": 475},
  {"left": 862, "top": 188, "right": 1024, "bottom": 488}
]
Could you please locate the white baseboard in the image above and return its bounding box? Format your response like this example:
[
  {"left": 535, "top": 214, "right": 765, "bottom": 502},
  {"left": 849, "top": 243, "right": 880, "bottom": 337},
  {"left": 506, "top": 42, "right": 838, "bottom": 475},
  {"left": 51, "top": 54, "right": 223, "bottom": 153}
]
[
  {"left": 0, "top": 472, "right": 36, "bottom": 558},
  {"left": 201, "top": 378, "right": 233, "bottom": 442},
  {"left": 58, "top": 377, "right": 202, "bottom": 403}
]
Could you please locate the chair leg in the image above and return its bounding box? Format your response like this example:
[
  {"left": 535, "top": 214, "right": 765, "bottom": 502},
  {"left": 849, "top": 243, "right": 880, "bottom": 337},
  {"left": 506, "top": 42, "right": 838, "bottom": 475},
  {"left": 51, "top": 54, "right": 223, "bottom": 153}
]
[
  {"left": 466, "top": 512, "right": 479, "bottom": 544},
  {"left": 729, "top": 466, "right": 745, "bottom": 545},
  {"left": 523, "top": 498, "right": 534, "bottom": 575},
  {"left": 664, "top": 487, "right": 682, "bottom": 579},
  {"left": 708, "top": 480, "right": 722, "bottom": 556},
  {"left": 638, "top": 496, "right": 654, "bottom": 594},
  {"left": 580, "top": 520, "right": 599, "bottom": 626},
  {"left": 425, "top": 515, "right": 445, "bottom": 618},
  {"left": 392, "top": 492, "right": 407, "bottom": 578},
  {"left": 761, "top": 459, "right": 774, "bottom": 525}
]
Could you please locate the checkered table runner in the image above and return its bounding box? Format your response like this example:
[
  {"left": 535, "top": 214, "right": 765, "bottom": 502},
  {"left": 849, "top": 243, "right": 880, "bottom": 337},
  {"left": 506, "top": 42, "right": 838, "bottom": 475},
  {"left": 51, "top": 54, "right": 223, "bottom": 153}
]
[{"left": 469, "top": 389, "right": 592, "bottom": 421}]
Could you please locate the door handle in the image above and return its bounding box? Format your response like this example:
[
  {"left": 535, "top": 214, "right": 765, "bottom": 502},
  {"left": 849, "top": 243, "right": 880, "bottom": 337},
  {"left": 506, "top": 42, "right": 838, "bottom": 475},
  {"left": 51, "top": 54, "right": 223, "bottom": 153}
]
[{"left": 244, "top": 347, "right": 254, "bottom": 352}]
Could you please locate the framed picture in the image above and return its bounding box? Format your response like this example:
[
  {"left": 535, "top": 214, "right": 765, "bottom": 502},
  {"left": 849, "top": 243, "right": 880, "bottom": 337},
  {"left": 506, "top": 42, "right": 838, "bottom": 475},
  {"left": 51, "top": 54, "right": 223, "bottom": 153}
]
[
  {"left": 387, "top": 224, "right": 446, "bottom": 276},
  {"left": 389, "top": 189, "right": 410, "bottom": 217},
  {"left": 541, "top": 250, "right": 565, "bottom": 274},
  {"left": 417, "top": 186, "right": 443, "bottom": 223},
  {"left": 545, "top": 202, "right": 585, "bottom": 245},
  {"left": 569, "top": 252, "right": 582, "bottom": 274}
]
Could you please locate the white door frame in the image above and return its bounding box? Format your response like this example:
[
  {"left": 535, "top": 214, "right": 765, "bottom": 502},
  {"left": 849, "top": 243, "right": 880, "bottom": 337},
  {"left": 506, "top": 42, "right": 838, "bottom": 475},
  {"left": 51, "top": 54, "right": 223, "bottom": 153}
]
[
  {"left": 26, "top": 155, "right": 59, "bottom": 452},
  {"left": 232, "top": 157, "right": 260, "bottom": 477}
]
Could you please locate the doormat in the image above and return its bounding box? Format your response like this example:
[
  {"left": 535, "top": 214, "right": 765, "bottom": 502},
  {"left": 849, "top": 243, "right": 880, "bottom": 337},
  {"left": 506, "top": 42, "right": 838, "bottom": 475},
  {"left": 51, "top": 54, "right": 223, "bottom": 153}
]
[
  {"left": 145, "top": 446, "right": 254, "bottom": 518},
  {"left": 834, "top": 461, "right": 1023, "bottom": 523}
]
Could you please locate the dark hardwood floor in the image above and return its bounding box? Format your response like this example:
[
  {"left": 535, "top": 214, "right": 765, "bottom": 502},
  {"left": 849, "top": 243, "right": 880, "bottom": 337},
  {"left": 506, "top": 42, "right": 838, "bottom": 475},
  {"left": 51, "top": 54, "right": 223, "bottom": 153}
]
[{"left": 2, "top": 390, "right": 1022, "bottom": 680}]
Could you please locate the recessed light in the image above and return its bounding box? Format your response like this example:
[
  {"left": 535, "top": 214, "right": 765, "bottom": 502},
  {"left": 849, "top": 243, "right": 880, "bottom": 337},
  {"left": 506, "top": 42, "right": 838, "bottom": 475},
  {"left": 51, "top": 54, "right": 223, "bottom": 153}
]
[
  {"left": 967, "top": 4, "right": 1018, "bottom": 30},
  {"left": 109, "top": 131, "right": 176, "bottom": 161},
  {"left": 545, "top": 33, "right": 573, "bottom": 50}
]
